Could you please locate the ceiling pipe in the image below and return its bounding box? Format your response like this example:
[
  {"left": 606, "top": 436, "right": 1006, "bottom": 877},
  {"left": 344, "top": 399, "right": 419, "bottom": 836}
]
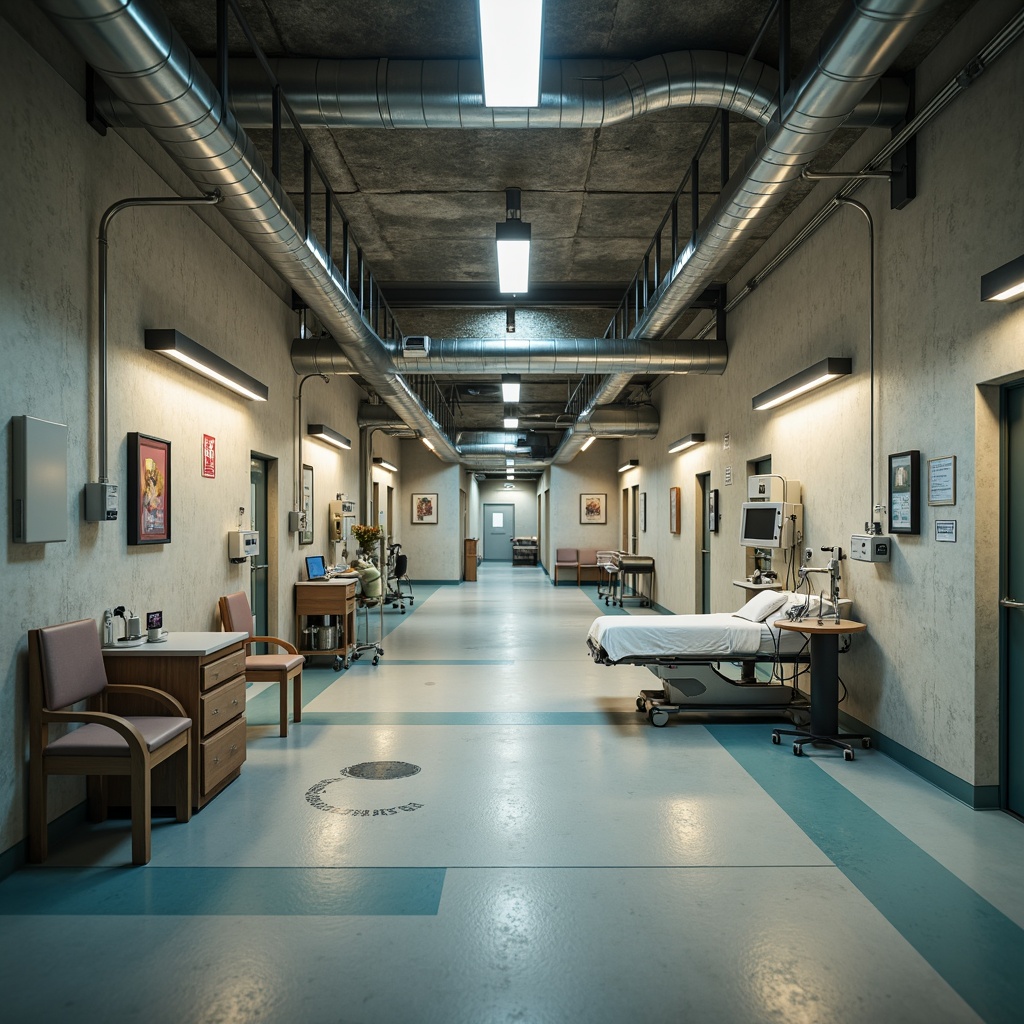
[
  {"left": 37, "top": 0, "right": 461, "bottom": 463},
  {"left": 292, "top": 335, "right": 727, "bottom": 377},
  {"left": 94, "top": 53, "right": 907, "bottom": 131}
]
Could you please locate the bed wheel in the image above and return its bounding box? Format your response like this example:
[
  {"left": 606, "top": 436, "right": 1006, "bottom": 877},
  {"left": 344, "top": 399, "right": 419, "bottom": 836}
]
[
  {"left": 792, "top": 743, "right": 803, "bottom": 756},
  {"left": 636, "top": 697, "right": 646, "bottom": 712},
  {"left": 649, "top": 708, "right": 669, "bottom": 727},
  {"left": 843, "top": 749, "right": 855, "bottom": 761},
  {"left": 771, "top": 731, "right": 781, "bottom": 745},
  {"left": 861, "top": 738, "right": 871, "bottom": 749},
  {"left": 333, "top": 657, "right": 344, "bottom": 672},
  {"left": 372, "top": 655, "right": 379, "bottom": 666}
]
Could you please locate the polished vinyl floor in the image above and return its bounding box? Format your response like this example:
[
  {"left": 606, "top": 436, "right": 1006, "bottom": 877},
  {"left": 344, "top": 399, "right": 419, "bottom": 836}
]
[{"left": 2, "top": 563, "right": 1023, "bottom": 1024}]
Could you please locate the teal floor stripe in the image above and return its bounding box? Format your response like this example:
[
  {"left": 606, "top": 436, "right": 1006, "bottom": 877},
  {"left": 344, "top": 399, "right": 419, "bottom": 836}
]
[
  {"left": 710, "top": 724, "right": 1024, "bottom": 1024},
  {"left": 0, "top": 866, "right": 445, "bottom": 917},
  {"left": 346, "top": 659, "right": 515, "bottom": 666},
  {"left": 302, "top": 711, "right": 642, "bottom": 726}
]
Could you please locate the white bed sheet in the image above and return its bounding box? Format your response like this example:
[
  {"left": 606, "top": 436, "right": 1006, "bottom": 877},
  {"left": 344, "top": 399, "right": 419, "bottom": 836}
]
[{"left": 587, "top": 612, "right": 805, "bottom": 663}]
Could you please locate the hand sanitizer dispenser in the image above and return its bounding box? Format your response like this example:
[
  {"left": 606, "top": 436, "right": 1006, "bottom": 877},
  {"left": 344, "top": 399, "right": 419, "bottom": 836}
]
[{"left": 228, "top": 530, "right": 260, "bottom": 562}]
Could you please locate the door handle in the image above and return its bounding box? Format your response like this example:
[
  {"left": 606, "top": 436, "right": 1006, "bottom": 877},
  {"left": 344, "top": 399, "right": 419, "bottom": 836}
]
[
  {"left": 250, "top": 563, "right": 269, "bottom": 571},
  {"left": 1001, "top": 597, "right": 1024, "bottom": 609}
]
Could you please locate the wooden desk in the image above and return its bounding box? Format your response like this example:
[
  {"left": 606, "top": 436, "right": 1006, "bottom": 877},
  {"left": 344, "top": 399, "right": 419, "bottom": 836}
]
[
  {"left": 103, "top": 632, "right": 248, "bottom": 809},
  {"left": 295, "top": 578, "right": 357, "bottom": 669},
  {"left": 771, "top": 618, "right": 869, "bottom": 760}
]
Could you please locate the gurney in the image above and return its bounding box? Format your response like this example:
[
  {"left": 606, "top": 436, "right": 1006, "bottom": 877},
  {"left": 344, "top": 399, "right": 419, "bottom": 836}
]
[{"left": 586, "top": 592, "right": 842, "bottom": 726}]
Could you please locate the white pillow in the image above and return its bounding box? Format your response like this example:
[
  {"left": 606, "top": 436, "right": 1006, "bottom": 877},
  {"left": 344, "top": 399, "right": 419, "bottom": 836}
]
[{"left": 733, "top": 590, "right": 788, "bottom": 622}]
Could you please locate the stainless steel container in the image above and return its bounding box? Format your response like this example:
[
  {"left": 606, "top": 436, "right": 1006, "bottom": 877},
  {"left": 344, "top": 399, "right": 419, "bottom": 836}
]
[{"left": 316, "top": 625, "right": 338, "bottom": 649}]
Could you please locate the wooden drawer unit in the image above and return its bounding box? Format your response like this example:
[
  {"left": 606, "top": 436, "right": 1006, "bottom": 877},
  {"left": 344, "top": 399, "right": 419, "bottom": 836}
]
[
  {"left": 201, "top": 675, "right": 246, "bottom": 736},
  {"left": 201, "top": 647, "right": 247, "bottom": 691},
  {"left": 103, "top": 632, "right": 248, "bottom": 810},
  {"left": 202, "top": 716, "right": 247, "bottom": 794}
]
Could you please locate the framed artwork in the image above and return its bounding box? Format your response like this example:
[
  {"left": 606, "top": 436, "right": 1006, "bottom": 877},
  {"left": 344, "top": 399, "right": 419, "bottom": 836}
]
[
  {"left": 127, "top": 432, "right": 171, "bottom": 545},
  {"left": 202, "top": 433, "right": 216, "bottom": 478},
  {"left": 412, "top": 492, "right": 438, "bottom": 524},
  {"left": 927, "top": 455, "right": 956, "bottom": 506},
  {"left": 888, "top": 450, "right": 920, "bottom": 535},
  {"left": 300, "top": 464, "right": 314, "bottom": 545},
  {"left": 669, "top": 487, "right": 681, "bottom": 534},
  {"left": 580, "top": 493, "right": 607, "bottom": 524},
  {"left": 639, "top": 491, "right": 647, "bottom": 532}
]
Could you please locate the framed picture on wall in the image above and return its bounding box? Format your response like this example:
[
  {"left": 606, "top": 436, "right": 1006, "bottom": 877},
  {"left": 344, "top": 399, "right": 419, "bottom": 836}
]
[
  {"left": 888, "top": 450, "right": 920, "bottom": 535},
  {"left": 127, "top": 432, "right": 171, "bottom": 545},
  {"left": 669, "top": 487, "right": 680, "bottom": 534},
  {"left": 580, "top": 493, "right": 607, "bottom": 524},
  {"left": 412, "top": 492, "right": 438, "bottom": 524},
  {"left": 927, "top": 455, "right": 956, "bottom": 505},
  {"left": 300, "top": 464, "right": 314, "bottom": 545}
]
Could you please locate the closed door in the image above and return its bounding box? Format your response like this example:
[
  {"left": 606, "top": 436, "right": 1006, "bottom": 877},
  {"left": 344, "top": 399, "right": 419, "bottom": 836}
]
[
  {"left": 698, "top": 472, "right": 711, "bottom": 614},
  {"left": 483, "top": 503, "right": 515, "bottom": 560},
  {"left": 1005, "top": 383, "right": 1024, "bottom": 818},
  {"left": 250, "top": 456, "right": 270, "bottom": 650}
]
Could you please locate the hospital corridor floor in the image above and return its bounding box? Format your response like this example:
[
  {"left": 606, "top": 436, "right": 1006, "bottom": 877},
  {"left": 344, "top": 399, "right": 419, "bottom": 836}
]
[{"left": 2, "top": 564, "right": 1022, "bottom": 1024}]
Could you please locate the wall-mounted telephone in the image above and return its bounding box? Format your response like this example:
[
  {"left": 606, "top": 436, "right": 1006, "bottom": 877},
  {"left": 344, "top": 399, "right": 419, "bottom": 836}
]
[
  {"left": 708, "top": 489, "right": 720, "bottom": 533},
  {"left": 328, "top": 500, "right": 344, "bottom": 542}
]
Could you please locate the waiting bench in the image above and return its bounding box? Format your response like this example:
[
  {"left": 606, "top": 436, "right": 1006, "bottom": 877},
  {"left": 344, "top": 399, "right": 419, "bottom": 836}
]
[{"left": 553, "top": 548, "right": 578, "bottom": 585}]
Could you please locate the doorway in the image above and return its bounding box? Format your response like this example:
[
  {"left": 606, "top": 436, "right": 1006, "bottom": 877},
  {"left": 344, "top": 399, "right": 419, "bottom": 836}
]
[
  {"left": 250, "top": 456, "right": 270, "bottom": 646},
  {"left": 483, "top": 502, "right": 515, "bottom": 560},
  {"left": 1004, "top": 382, "right": 1024, "bottom": 818},
  {"left": 698, "top": 472, "right": 712, "bottom": 614}
]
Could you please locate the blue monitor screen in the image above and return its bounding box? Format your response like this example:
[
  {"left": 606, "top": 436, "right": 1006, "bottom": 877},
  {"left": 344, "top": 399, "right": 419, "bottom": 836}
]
[{"left": 305, "top": 555, "right": 327, "bottom": 580}]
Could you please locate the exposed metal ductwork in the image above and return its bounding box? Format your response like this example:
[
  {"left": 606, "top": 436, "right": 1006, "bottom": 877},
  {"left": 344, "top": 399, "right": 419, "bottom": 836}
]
[
  {"left": 292, "top": 335, "right": 728, "bottom": 377},
  {"left": 93, "top": 52, "right": 907, "bottom": 132}
]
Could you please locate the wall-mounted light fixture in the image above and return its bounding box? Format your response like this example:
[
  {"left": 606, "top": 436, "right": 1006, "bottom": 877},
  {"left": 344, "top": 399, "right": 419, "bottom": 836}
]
[
  {"left": 372, "top": 457, "right": 397, "bottom": 473},
  {"left": 479, "top": 0, "right": 543, "bottom": 108},
  {"left": 667, "top": 432, "right": 705, "bottom": 453},
  {"left": 503, "top": 415, "right": 519, "bottom": 429},
  {"left": 505, "top": 457, "right": 515, "bottom": 466},
  {"left": 618, "top": 458, "right": 639, "bottom": 473},
  {"left": 496, "top": 189, "right": 531, "bottom": 293},
  {"left": 580, "top": 436, "right": 596, "bottom": 452},
  {"left": 752, "top": 357, "right": 852, "bottom": 411},
  {"left": 506, "top": 307, "right": 516, "bottom": 333},
  {"left": 421, "top": 437, "right": 436, "bottom": 451},
  {"left": 307, "top": 423, "right": 351, "bottom": 450},
  {"left": 981, "top": 253, "right": 1024, "bottom": 302},
  {"left": 501, "top": 373, "right": 521, "bottom": 402},
  {"left": 144, "top": 329, "right": 268, "bottom": 401}
]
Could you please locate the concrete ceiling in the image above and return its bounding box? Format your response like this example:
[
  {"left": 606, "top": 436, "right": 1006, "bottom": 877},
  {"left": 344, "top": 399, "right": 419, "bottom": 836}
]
[{"left": 158, "top": 0, "right": 974, "bottom": 453}]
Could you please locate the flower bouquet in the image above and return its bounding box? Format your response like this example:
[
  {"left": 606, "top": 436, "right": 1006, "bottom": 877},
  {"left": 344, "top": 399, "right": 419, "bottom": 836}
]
[{"left": 351, "top": 523, "right": 383, "bottom": 553}]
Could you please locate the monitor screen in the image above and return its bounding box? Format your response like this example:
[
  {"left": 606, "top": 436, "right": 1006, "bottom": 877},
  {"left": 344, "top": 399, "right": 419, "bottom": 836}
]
[
  {"left": 305, "top": 555, "right": 327, "bottom": 580},
  {"left": 739, "top": 502, "right": 784, "bottom": 548}
]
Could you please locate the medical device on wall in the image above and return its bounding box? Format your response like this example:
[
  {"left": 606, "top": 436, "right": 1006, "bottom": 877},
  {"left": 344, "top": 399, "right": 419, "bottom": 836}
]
[
  {"left": 228, "top": 530, "right": 259, "bottom": 562},
  {"left": 747, "top": 474, "right": 800, "bottom": 503},
  {"left": 12, "top": 415, "right": 69, "bottom": 542},
  {"left": 708, "top": 489, "right": 720, "bottom": 533},
  {"left": 328, "top": 500, "right": 344, "bottom": 542},
  {"left": 739, "top": 501, "right": 803, "bottom": 549},
  {"left": 849, "top": 533, "right": 891, "bottom": 562}
]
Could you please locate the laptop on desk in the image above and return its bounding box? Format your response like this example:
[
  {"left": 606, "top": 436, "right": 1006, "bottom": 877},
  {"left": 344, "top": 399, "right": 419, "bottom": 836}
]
[{"left": 305, "top": 555, "right": 330, "bottom": 581}]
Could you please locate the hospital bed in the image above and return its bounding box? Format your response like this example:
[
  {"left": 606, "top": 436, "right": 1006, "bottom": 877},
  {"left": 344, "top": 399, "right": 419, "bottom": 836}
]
[{"left": 587, "top": 592, "right": 847, "bottom": 726}]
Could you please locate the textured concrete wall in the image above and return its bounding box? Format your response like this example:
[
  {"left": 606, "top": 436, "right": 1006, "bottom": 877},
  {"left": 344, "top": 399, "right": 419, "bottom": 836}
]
[
  {"left": 619, "top": 1, "right": 1024, "bottom": 786},
  {"left": 397, "top": 442, "right": 462, "bottom": 581}
]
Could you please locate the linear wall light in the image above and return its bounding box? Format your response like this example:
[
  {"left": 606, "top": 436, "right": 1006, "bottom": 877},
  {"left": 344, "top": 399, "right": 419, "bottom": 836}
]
[
  {"left": 618, "top": 459, "right": 639, "bottom": 473},
  {"left": 667, "top": 433, "right": 705, "bottom": 453},
  {"left": 981, "top": 253, "right": 1024, "bottom": 302},
  {"left": 501, "top": 373, "right": 521, "bottom": 402},
  {"left": 307, "top": 423, "right": 351, "bottom": 450},
  {"left": 372, "top": 457, "right": 397, "bottom": 473},
  {"left": 752, "top": 357, "right": 852, "bottom": 411},
  {"left": 503, "top": 416, "right": 519, "bottom": 429},
  {"left": 479, "top": 0, "right": 543, "bottom": 108},
  {"left": 421, "top": 437, "right": 436, "bottom": 451},
  {"left": 496, "top": 189, "right": 531, "bottom": 294},
  {"left": 144, "top": 329, "right": 268, "bottom": 401},
  {"left": 505, "top": 457, "right": 515, "bottom": 466},
  {"left": 580, "top": 436, "right": 596, "bottom": 452}
]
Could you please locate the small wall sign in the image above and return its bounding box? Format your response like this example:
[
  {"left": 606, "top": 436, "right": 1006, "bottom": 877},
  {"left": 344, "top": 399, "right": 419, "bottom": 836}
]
[
  {"left": 202, "top": 434, "right": 216, "bottom": 478},
  {"left": 935, "top": 519, "right": 957, "bottom": 542}
]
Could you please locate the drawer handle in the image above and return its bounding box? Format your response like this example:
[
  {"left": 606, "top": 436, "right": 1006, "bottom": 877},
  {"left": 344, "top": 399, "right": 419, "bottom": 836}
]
[
  {"left": 229, "top": 744, "right": 238, "bottom": 755},
  {"left": 212, "top": 707, "right": 220, "bottom": 716},
  {"left": 231, "top": 698, "right": 239, "bottom": 706},
  {"left": 213, "top": 756, "right": 220, "bottom": 764}
]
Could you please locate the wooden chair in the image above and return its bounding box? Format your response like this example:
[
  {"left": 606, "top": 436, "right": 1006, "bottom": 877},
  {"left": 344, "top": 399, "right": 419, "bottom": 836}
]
[
  {"left": 577, "top": 547, "right": 601, "bottom": 585},
  {"left": 553, "top": 548, "right": 578, "bottom": 585},
  {"left": 28, "top": 619, "right": 192, "bottom": 866},
  {"left": 219, "top": 592, "right": 303, "bottom": 737}
]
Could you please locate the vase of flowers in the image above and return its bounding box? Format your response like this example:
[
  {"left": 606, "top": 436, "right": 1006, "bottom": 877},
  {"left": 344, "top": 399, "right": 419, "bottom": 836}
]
[{"left": 351, "top": 523, "right": 383, "bottom": 558}]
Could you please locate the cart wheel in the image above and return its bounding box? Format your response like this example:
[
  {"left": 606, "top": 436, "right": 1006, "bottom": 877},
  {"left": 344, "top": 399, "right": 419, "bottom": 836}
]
[
  {"left": 792, "top": 743, "right": 803, "bottom": 756},
  {"left": 372, "top": 655, "right": 379, "bottom": 666},
  {"left": 636, "top": 696, "right": 647, "bottom": 712},
  {"left": 401, "top": 608, "right": 406, "bottom": 614},
  {"left": 861, "top": 737, "right": 871, "bottom": 749},
  {"left": 843, "top": 749, "right": 855, "bottom": 761},
  {"left": 333, "top": 657, "right": 344, "bottom": 672},
  {"left": 352, "top": 652, "right": 361, "bottom": 661},
  {"left": 649, "top": 708, "right": 669, "bottom": 727},
  {"left": 771, "top": 731, "right": 781, "bottom": 745},
  {"left": 392, "top": 602, "right": 399, "bottom": 608},
  {"left": 409, "top": 597, "right": 414, "bottom": 603}
]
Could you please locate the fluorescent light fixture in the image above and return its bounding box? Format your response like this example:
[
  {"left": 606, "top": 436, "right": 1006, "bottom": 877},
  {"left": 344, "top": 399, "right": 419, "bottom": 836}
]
[
  {"left": 504, "top": 416, "right": 519, "bottom": 429},
  {"left": 618, "top": 459, "right": 639, "bottom": 473},
  {"left": 479, "top": 0, "right": 543, "bottom": 108},
  {"left": 307, "top": 423, "right": 352, "bottom": 450},
  {"left": 501, "top": 373, "right": 521, "bottom": 403},
  {"left": 580, "top": 436, "right": 596, "bottom": 452},
  {"left": 496, "top": 189, "right": 531, "bottom": 293},
  {"left": 421, "top": 437, "right": 436, "bottom": 451},
  {"left": 667, "top": 432, "right": 705, "bottom": 453},
  {"left": 372, "top": 457, "right": 397, "bottom": 472},
  {"left": 144, "top": 329, "right": 268, "bottom": 401},
  {"left": 752, "top": 357, "right": 852, "bottom": 411},
  {"left": 506, "top": 471, "right": 515, "bottom": 479},
  {"left": 505, "top": 457, "right": 515, "bottom": 466},
  {"left": 981, "top": 253, "right": 1024, "bottom": 301}
]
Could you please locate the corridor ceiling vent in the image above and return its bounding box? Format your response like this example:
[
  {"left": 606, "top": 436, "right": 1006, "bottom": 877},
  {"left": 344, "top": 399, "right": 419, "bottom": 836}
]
[
  {"left": 479, "top": 0, "right": 543, "bottom": 108},
  {"left": 496, "top": 189, "right": 531, "bottom": 294}
]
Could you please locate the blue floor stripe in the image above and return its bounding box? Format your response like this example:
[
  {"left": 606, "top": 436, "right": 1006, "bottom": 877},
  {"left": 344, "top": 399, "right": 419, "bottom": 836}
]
[
  {"left": 709, "top": 724, "right": 1024, "bottom": 1024},
  {"left": 346, "top": 659, "right": 515, "bottom": 666},
  {"left": 0, "top": 866, "right": 445, "bottom": 916},
  {"left": 302, "top": 711, "right": 643, "bottom": 726}
]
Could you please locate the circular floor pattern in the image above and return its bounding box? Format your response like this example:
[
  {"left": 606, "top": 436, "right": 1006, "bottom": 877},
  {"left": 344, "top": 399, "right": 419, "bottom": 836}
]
[{"left": 340, "top": 761, "right": 421, "bottom": 780}]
